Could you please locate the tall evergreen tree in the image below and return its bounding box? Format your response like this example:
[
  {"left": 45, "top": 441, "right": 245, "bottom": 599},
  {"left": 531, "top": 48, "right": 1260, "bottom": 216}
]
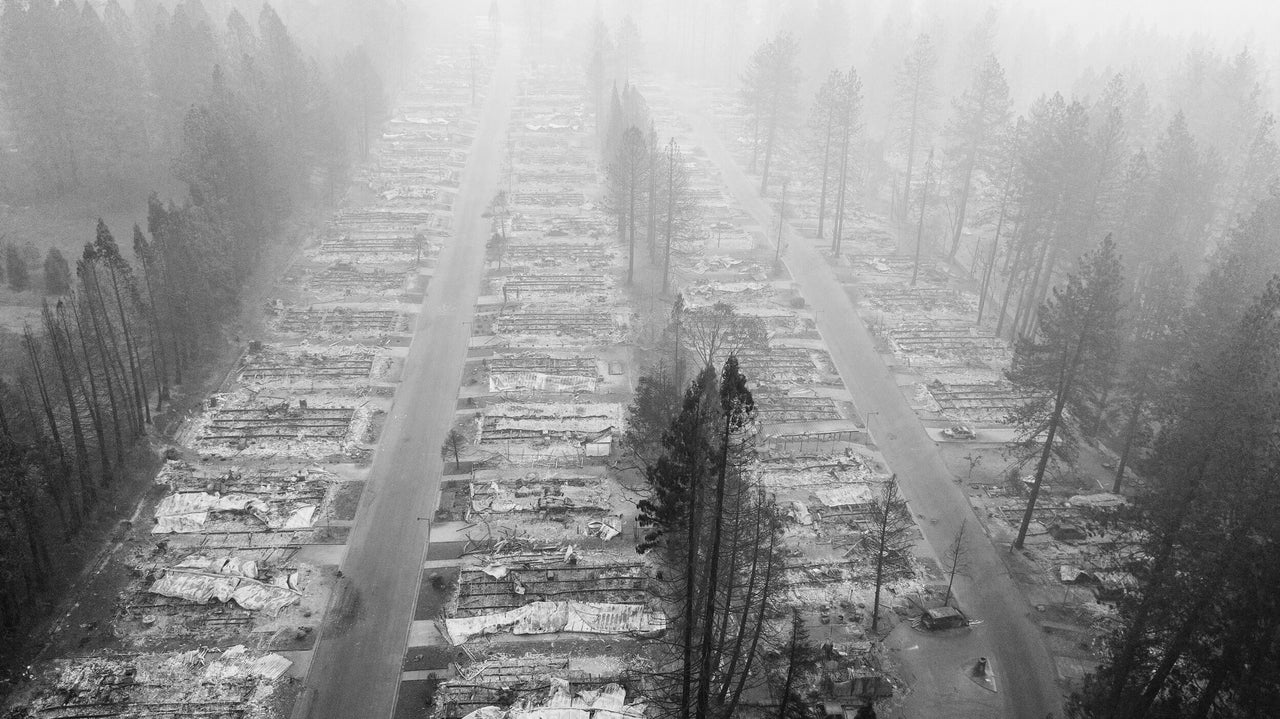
[
  {"left": 943, "top": 54, "right": 1012, "bottom": 259},
  {"left": 41, "top": 248, "right": 69, "bottom": 295},
  {"left": 829, "top": 67, "right": 864, "bottom": 257},
  {"left": 638, "top": 357, "right": 778, "bottom": 719},
  {"left": 1007, "top": 236, "right": 1123, "bottom": 548},
  {"left": 741, "top": 32, "right": 802, "bottom": 193},
  {"left": 1109, "top": 256, "right": 1186, "bottom": 492},
  {"left": 1072, "top": 278, "right": 1280, "bottom": 719},
  {"left": 660, "top": 138, "right": 701, "bottom": 294},
  {"left": 6, "top": 246, "right": 31, "bottom": 292},
  {"left": 808, "top": 71, "right": 842, "bottom": 240},
  {"left": 606, "top": 126, "right": 651, "bottom": 285},
  {"left": 893, "top": 33, "right": 938, "bottom": 222},
  {"left": 1131, "top": 112, "right": 1218, "bottom": 274},
  {"left": 583, "top": 17, "right": 613, "bottom": 134},
  {"left": 775, "top": 610, "right": 818, "bottom": 719}
]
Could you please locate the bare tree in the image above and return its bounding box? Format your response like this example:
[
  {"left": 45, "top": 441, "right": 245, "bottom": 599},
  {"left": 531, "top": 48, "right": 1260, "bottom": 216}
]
[
  {"left": 962, "top": 452, "right": 983, "bottom": 482},
  {"left": 682, "top": 302, "right": 768, "bottom": 370},
  {"left": 441, "top": 428, "right": 467, "bottom": 470},
  {"left": 943, "top": 519, "right": 969, "bottom": 605},
  {"left": 865, "top": 478, "right": 913, "bottom": 633}
]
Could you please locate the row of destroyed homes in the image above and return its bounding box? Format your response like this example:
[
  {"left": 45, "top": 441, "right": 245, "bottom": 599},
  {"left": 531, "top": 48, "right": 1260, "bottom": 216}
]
[
  {"left": 393, "top": 47, "right": 924, "bottom": 719},
  {"left": 395, "top": 50, "right": 657, "bottom": 719},
  {"left": 643, "top": 86, "right": 917, "bottom": 716},
  {"left": 1, "top": 26, "right": 495, "bottom": 719},
  {"left": 692, "top": 70, "right": 1133, "bottom": 693}
]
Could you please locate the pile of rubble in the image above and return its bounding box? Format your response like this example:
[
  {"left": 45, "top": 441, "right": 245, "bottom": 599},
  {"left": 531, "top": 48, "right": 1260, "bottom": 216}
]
[
  {"left": 5, "top": 647, "right": 294, "bottom": 718},
  {"left": 5, "top": 26, "right": 498, "bottom": 719}
]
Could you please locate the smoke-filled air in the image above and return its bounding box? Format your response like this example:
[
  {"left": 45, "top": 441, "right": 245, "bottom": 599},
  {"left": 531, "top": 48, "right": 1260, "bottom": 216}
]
[{"left": 0, "top": 2, "right": 1277, "bottom": 719}]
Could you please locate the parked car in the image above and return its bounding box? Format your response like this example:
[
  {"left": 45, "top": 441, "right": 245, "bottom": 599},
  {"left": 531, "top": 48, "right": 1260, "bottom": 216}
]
[
  {"left": 941, "top": 424, "right": 977, "bottom": 440},
  {"left": 920, "top": 606, "right": 968, "bottom": 630}
]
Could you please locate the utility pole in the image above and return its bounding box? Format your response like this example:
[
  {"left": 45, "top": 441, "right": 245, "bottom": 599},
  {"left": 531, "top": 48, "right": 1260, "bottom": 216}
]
[
  {"left": 774, "top": 179, "right": 788, "bottom": 267},
  {"left": 911, "top": 148, "right": 934, "bottom": 287}
]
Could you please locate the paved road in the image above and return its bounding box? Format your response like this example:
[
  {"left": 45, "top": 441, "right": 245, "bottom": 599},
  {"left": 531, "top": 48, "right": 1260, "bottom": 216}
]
[
  {"left": 301, "top": 38, "right": 520, "bottom": 719},
  {"left": 677, "top": 99, "right": 1064, "bottom": 719}
]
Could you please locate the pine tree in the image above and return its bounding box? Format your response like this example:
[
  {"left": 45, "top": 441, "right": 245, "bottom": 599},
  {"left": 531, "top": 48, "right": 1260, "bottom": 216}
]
[
  {"left": 866, "top": 479, "right": 913, "bottom": 633},
  {"left": 7, "top": 246, "right": 31, "bottom": 292},
  {"left": 1181, "top": 189, "right": 1280, "bottom": 373},
  {"left": 1073, "top": 278, "right": 1280, "bottom": 719},
  {"left": 1007, "top": 236, "right": 1123, "bottom": 548},
  {"left": 94, "top": 220, "right": 151, "bottom": 425},
  {"left": 0, "top": 0, "right": 81, "bottom": 191},
  {"left": 43, "top": 249, "right": 72, "bottom": 295},
  {"left": 1224, "top": 111, "right": 1279, "bottom": 223},
  {"left": 606, "top": 126, "right": 651, "bottom": 285},
  {"left": 1131, "top": 112, "right": 1218, "bottom": 273},
  {"left": 998, "top": 94, "right": 1095, "bottom": 340},
  {"left": 943, "top": 54, "right": 1012, "bottom": 259},
  {"left": 893, "top": 33, "right": 938, "bottom": 222},
  {"left": 740, "top": 32, "right": 801, "bottom": 194},
  {"left": 637, "top": 357, "right": 778, "bottom": 719},
  {"left": 616, "top": 15, "right": 641, "bottom": 80},
  {"left": 441, "top": 428, "right": 467, "bottom": 470},
  {"left": 775, "top": 610, "right": 818, "bottom": 719},
  {"left": 625, "top": 366, "right": 680, "bottom": 469},
  {"left": 660, "top": 138, "right": 701, "bottom": 293},
  {"left": 1110, "top": 256, "right": 1186, "bottom": 492},
  {"left": 829, "top": 68, "right": 864, "bottom": 257},
  {"left": 584, "top": 18, "right": 613, "bottom": 135},
  {"left": 148, "top": 0, "right": 220, "bottom": 150},
  {"left": 807, "top": 71, "right": 842, "bottom": 240},
  {"left": 336, "top": 47, "right": 386, "bottom": 161}
]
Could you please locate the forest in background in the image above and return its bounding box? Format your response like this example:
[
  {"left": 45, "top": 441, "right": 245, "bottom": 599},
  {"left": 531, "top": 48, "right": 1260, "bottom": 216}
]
[
  {"left": 0, "top": 0, "right": 419, "bottom": 644},
  {"left": 573, "top": 3, "right": 1280, "bottom": 716}
]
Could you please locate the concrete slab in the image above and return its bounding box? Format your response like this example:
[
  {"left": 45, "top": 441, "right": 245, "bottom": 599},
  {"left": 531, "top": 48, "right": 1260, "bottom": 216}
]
[
  {"left": 276, "top": 650, "right": 313, "bottom": 680},
  {"left": 407, "top": 620, "right": 448, "bottom": 647},
  {"left": 295, "top": 544, "right": 346, "bottom": 566}
]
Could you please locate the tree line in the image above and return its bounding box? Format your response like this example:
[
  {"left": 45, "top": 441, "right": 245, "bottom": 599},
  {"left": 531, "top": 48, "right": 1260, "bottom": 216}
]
[
  {"left": 0, "top": 243, "right": 71, "bottom": 295},
  {"left": 0, "top": 0, "right": 394, "bottom": 200},
  {"left": 976, "top": 190, "right": 1280, "bottom": 715},
  {"left": 585, "top": 16, "right": 700, "bottom": 293},
  {"left": 733, "top": 21, "right": 1277, "bottom": 343},
  {"left": 592, "top": 5, "right": 1280, "bottom": 712},
  {"left": 621, "top": 304, "right": 913, "bottom": 717},
  {"left": 0, "top": 0, "right": 397, "bottom": 637},
  {"left": 725, "top": 15, "right": 1280, "bottom": 714}
]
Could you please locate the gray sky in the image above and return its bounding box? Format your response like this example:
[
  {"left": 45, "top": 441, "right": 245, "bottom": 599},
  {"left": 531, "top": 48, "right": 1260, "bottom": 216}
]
[{"left": 1030, "top": 0, "right": 1280, "bottom": 45}]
